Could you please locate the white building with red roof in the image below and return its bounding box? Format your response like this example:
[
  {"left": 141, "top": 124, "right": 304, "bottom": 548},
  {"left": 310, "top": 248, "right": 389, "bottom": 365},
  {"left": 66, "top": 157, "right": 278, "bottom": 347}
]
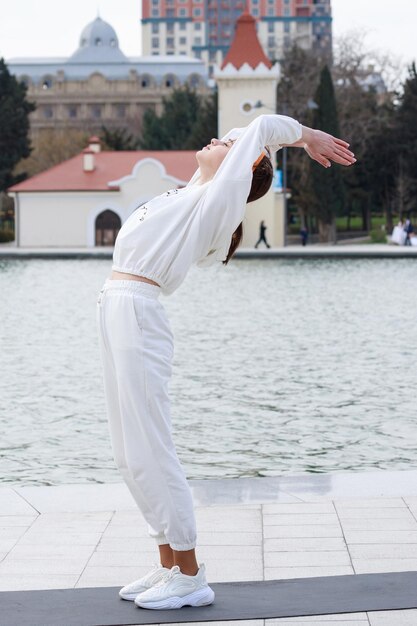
[{"left": 8, "top": 138, "right": 198, "bottom": 247}]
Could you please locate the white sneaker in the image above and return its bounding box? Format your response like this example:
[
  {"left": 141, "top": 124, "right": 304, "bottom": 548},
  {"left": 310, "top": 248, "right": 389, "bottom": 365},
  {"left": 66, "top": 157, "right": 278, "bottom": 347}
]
[
  {"left": 119, "top": 563, "right": 171, "bottom": 601},
  {"left": 134, "top": 563, "right": 215, "bottom": 610}
]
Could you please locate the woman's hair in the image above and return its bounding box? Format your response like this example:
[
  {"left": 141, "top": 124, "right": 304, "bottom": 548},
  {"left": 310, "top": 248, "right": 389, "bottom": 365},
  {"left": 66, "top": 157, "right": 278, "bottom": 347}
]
[{"left": 223, "top": 153, "right": 274, "bottom": 265}]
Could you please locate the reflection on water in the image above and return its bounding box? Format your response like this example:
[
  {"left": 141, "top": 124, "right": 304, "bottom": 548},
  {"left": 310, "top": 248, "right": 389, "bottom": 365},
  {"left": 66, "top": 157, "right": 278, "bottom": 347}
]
[{"left": 0, "top": 257, "right": 416, "bottom": 486}]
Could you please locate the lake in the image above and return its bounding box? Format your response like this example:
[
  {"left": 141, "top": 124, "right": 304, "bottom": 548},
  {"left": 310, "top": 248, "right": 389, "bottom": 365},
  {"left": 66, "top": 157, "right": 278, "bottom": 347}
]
[{"left": 1, "top": 257, "right": 416, "bottom": 486}]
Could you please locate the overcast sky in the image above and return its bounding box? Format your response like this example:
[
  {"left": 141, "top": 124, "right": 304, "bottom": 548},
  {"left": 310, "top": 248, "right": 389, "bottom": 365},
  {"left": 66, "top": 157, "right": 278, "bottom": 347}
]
[{"left": 0, "top": 0, "right": 415, "bottom": 67}]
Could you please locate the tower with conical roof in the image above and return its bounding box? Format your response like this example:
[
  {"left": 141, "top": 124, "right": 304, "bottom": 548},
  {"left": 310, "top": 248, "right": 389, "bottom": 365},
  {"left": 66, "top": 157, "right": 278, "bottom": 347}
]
[
  {"left": 214, "top": 7, "right": 285, "bottom": 247},
  {"left": 214, "top": 8, "right": 279, "bottom": 137}
]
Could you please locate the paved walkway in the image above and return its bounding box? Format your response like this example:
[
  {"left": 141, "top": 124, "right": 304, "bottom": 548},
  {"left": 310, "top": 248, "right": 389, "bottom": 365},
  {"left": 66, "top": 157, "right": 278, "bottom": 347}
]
[
  {"left": 1, "top": 244, "right": 417, "bottom": 260},
  {"left": 1, "top": 470, "right": 417, "bottom": 625}
]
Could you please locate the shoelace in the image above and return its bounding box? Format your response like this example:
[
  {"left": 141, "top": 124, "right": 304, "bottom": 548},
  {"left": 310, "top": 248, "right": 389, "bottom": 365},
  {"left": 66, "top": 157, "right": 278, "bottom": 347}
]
[{"left": 154, "top": 565, "right": 181, "bottom": 587}]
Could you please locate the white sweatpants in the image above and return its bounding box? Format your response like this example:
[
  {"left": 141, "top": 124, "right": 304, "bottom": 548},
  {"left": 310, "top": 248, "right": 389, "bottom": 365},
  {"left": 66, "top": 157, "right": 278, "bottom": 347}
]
[{"left": 96, "top": 279, "right": 197, "bottom": 551}]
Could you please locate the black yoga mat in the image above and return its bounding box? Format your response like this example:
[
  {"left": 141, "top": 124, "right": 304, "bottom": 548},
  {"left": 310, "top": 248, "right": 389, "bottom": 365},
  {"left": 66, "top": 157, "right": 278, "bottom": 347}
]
[{"left": 2, "top": 571, "right": 417, "bottom": 626}]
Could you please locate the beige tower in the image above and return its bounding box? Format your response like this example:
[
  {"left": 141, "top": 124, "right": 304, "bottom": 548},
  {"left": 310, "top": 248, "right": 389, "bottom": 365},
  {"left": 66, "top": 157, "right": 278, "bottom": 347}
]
[{"left": 214, "top": 10, "right": 286, "bottom": 248}]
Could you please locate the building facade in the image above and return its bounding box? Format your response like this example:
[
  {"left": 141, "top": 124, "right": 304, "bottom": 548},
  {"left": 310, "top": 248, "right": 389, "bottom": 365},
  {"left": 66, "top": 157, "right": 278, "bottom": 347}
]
[
  {"left": 8, "top": 138, "right": 199, "bottom": 248},
  {"left": 141, "top": 0, "right": 332, "bottom": 77},
  {"left": 7, "top": 16, "right": 210, "bottom": 137},
  {"left": 7, "top": 8, "right": 289, "bottom": 250}
]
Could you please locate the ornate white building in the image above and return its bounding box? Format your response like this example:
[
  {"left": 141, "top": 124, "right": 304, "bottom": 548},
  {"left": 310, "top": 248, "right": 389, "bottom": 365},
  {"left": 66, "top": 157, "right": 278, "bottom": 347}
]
[{"left": 7, "top": 16, "right": 209, "bottom": 136}]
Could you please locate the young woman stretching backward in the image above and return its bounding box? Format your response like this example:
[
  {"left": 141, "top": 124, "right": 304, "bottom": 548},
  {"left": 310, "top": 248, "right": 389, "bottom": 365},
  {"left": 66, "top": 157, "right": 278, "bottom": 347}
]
[{"left": 96, "top": 113, "right": 356, "bottom": 611}]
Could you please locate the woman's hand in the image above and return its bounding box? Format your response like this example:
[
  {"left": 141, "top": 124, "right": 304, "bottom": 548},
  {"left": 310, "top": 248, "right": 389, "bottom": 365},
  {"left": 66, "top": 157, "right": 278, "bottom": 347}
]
[{"left": 301, "top": 126, "right": 356, "bottom": 168}]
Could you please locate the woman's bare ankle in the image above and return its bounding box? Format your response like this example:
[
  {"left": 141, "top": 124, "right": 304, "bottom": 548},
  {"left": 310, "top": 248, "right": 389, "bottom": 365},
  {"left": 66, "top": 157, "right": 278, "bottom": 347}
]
[
  {"left": 158, "top": 543, "right": 174, "bottom": 569},
  {"left": 172, "top": 548, "right": 199, "bottom": 576}
]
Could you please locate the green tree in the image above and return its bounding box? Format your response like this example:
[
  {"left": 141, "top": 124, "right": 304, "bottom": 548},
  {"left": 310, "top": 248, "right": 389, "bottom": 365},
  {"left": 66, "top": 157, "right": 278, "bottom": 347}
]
[
  {"left": 139, "top": 84, "right": 217, "bottom": 150},
  {"left": 185, "top": 88, "right": 218, "bottom": 149},
  {"left": 310, "top": 65, "right": 346, "bottom": 242},
  {"left": 394, "top": 63, "right": 417, "bottom": 206},
  {"left": 100, "top": 126, "right": 138, "bottom": 150},
  {"left": 363, "top": 101, "right": 396, "bottom": 231},
  {"left": 275, "top": 45, "right": 325, "bottom": 233},
  {"left": 0, "top": 58, "right": 35, "bottom": 191}
]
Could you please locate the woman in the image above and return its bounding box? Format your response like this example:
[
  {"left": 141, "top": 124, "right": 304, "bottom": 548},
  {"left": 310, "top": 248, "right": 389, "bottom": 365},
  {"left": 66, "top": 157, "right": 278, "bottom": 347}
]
[{"left": 96, "top": 114, "right": 356, "bottom": 611}]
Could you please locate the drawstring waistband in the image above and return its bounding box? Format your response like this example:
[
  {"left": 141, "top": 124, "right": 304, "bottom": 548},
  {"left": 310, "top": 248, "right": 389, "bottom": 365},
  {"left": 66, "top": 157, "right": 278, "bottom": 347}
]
[{"left": 101, "top": 279, "right": 161, "bottom": 299}]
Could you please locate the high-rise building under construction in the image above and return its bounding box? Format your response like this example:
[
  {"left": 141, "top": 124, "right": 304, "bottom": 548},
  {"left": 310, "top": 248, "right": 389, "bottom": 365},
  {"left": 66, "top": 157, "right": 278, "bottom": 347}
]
[{"left": 141, "top": 0, "right": 332, "bottom": 77}]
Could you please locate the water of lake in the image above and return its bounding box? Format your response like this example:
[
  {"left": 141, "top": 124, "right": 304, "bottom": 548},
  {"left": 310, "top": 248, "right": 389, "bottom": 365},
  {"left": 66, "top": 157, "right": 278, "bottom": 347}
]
[{"left": 1, "top": 257, "right": 416, "bottom": 486}]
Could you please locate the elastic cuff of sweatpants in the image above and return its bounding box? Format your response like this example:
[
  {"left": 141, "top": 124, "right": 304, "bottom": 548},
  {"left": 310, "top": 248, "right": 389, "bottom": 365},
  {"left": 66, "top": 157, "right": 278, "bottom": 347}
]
[
  {"left": 153, "top": 535, "right": 169, "bottom": 546},
  {"left": 169, "top": 540, "right": 197, "bottom": 551}
]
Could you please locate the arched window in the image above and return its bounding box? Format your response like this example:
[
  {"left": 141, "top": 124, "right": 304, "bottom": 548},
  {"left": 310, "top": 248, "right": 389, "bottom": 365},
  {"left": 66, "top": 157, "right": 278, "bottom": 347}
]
[
  {"left": 95, "top": 37, "right": 102, "bottom": 46},
  {"left": 164, "top": 74, "right": 176, "bottom": 88},
  {"left": 140, "top": 74, "right": 152, "bottom": 88},
  {"left": 42, "top": 76, "right": 54, "bottom": 90},
  {"left": 95, "top": 210, "right": 121, "bottom": 246}
]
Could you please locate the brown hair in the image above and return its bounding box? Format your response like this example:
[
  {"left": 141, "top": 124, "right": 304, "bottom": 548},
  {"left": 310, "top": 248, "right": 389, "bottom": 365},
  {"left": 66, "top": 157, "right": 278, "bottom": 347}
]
[{"left": 223, "top": 154, "right": 274, "bottom": 265}]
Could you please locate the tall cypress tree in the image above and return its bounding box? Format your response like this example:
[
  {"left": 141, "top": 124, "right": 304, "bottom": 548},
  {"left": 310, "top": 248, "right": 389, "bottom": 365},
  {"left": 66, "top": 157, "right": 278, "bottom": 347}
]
[
  {"left": 0, "top": 58, "right": 35, "bottom": 191},
  {"left": 310, "top": 65, "right": 346, "bottom": 242},
  {"left": 395, "top": 63, "right": 417, "bottom": 203}
]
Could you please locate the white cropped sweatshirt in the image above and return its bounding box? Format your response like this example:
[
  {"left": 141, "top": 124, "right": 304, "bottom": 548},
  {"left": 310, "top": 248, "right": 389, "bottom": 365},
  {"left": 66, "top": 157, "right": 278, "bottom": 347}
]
[{"left": 112, "top": 114, "right": 302, "bottom": 295}]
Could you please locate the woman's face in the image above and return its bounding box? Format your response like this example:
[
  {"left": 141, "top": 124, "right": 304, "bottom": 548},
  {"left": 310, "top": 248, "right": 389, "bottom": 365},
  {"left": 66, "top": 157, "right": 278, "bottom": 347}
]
[{"left": 196, "top": 138, "right": 235, "bottom": 174}]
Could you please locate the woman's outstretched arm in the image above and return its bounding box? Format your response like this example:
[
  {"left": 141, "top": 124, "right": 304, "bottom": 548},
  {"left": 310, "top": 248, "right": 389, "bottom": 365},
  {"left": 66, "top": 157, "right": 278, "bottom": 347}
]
[{"left": 281, "top": 126, "right": 356, "bottom": 169}]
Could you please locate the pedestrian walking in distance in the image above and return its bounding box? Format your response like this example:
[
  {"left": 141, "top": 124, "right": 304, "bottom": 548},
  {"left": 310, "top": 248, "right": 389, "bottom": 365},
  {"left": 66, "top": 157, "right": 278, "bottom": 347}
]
[
  {"left": 96, "top": 114, "right": 356, "bottom": 611},
  {"left": 255, "top": 220, "right": 271, "bottom": 248}
]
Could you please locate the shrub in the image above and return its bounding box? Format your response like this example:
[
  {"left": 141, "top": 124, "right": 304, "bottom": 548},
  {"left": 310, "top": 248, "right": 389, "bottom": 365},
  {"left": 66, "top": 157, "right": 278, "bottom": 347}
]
[{"left": 370, "top": 228, "right": 387, "bottom": 244}]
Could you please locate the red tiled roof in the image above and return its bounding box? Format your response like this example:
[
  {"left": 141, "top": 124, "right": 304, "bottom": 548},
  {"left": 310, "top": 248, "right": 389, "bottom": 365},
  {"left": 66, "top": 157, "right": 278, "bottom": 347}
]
[
  {"left": 221, "top": 10, "right": 272, "bottom": 70},
  {"left": 8, "top": 151, "right": 198, "bottom": 192}
]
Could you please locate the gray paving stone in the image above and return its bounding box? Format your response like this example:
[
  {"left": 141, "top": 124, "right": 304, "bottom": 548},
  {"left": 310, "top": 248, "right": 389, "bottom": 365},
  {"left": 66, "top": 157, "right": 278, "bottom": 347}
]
[
  {"left": 0, "top": 526, "right": 31, "bottom": 541},
  {"left": 344, "top": 530, "right": 417, "bottom": 544},
  {"left": 264, "top": 538, "right": 347, "bottom": 552},
  {"left": 7, "top": 544, "right": 95, "bottom": 559},
  {"left": 15, "top": 483, "right": 136, "bottom": 513},
  {"left": 148, "top": 622, "right": 263, "bottom": 626},
  {"left": 87, "top": 551, "right": 155, "bottom": 567},
  {"left": 267, "top": 618, "right": 368, "bottom": 625},
  {"left": 264, "top": 551, "right": 351, "bottom": 568},
  {"left": 0, "top": 489, "right": 38, "bottom": 515},
  {"left": 264, "top": 525, "right": 343, "bottom": 539},
  {"left": 197, "top": 531, "right": 262, "bottom": 545},
  {"left": 334, "top": 498, "right": 407, "bottom": 508},
  {"left": 353, "top": 559, "right": 417, "bottom": 574},
  {"left": 336, "top": 508, "right": 415, "bottom": 519},
  {"left": 262, "top": 503, "right": 336, "bottom": 515},
  {"left": 368, "top": 609, "right": 417, "bottom": 625},
  {"left": 264, "top": 566, "right": 354, "bottom": 580},
  {"left": 266, "top": 616, "right": 368, "bottom": 623},
  {"left": 0, "top": 557, "right": 89, "bottom": 575},
  {"left": 194, "top": 545, "right": 262, "bottom": 560},
  {"left": 0, "top": 515, "right": 37, "bottom": 526},
  {"left": 102, "top": 525, "right": 151, "bottom": 538},
  {"left": 349, "top": 543, "right": 417, "bottom": 559},
  {"left": 340, "top": 518, "right": 417, "bottom": 531},
  {"left": 0, "top": 573, "right": 78, "bottom": 591},
  {"left": 196, "top": 517, "right": 262, "bottom": 532},
  {"left": 200, "top": 559, "right": 263, "bottom": 581},
  {"left": 95, "top": 538, "right": 158, "bottom": 552},
  {"left": 17, "top": 531, "right": 102, "bottom": 546},
  {"left": 265, "top": 615, "right": 369, "bottom": 626},
  {"left": 263, "top": 514, "right": 339, "bottom": 526},
  {"left": 76, "top": 565, "right": 151, "bottom": 587}
]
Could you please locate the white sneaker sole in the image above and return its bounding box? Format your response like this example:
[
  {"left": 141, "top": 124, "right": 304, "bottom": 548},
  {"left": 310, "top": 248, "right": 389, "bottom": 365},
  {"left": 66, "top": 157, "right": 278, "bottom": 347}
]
[
  {"left": 135, "top": 585, "right": 215, "bottom": 610},
  {"left": 119, "top": 589, "right": 146, "bottom": 601}
]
